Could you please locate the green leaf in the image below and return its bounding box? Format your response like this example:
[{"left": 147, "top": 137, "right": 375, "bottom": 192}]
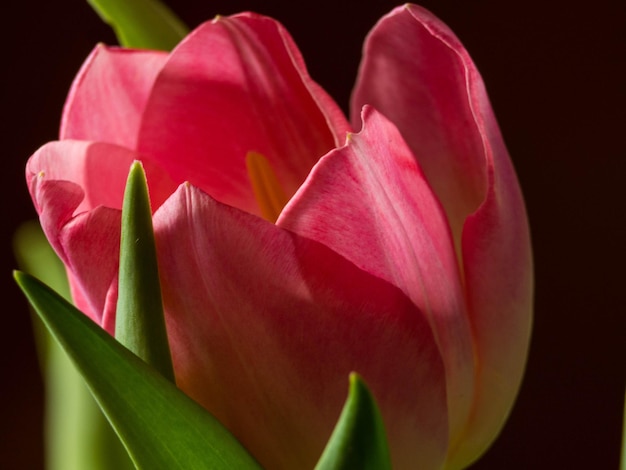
[
  {"left": 315, "top": 373, "right": 392, "bottom": 470},
  {"left": 14, "top": 271, "right": 262, "bottom": 470},
  {"left": 13, "top": 220, "right": 71, "bottom": 301},
  {"left": 43, "top": 356, "right": 134, "bottom": 470},
  {"left": 116, "top": 161, "right": 174, "bottom": 382},
  {"left": 87, "top": 0, "right": 189, "bottom": 50},
  {"left": 14, "top": 221, "right": 134, "bottom": 470}
]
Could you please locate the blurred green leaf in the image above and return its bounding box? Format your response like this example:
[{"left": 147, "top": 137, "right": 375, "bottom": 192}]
[
  {"left": 14, "top": 271, "right": 262, "bottom": 470},
  {"left": 13, "top": 220, "right": 70, "bottom": 300},
  {"left": 13, "top": 220, "right": 69, "bottom": 359},
  {"left": 14, "top": 221, "right": 133, "bottom": 470},
  {"left": 116, "top": 162, "right": 174, "bottom": 382},
  {"left": 315, "top": 373, "right": 392, "bottom": 470},
  {"left": 87, "top": 0, "right": 188, "bottom": 50}
]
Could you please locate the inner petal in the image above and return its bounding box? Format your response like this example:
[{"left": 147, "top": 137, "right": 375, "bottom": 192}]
[{"left": 246, "top": 151, "right": 288, "bottom": 223}]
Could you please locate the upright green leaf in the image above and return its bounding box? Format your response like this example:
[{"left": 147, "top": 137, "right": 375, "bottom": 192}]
[
  {"left": 15, "top": 271, "right": 261, "bottom": 470},
  {"left": 315, "top": 373, "right": 392, "bottom": 470},
  {"left": 87, "top": 0, "right": 188, "bottom": 50},
  {"left": 116, "top": 161, "right": 174, "bottom": 382}
]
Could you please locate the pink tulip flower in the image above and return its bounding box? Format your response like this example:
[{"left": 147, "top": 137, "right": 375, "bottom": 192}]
[{"left": 26, "top": 4, "right": 532, "bottom": 469}]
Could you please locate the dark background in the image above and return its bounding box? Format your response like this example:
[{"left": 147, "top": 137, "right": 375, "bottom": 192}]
[{"left": 2, "top": 0, "right": 624, "bottom": 468}]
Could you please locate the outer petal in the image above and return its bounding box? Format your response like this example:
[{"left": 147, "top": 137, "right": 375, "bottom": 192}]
[
  {"left": 137, "top": 13, "right": 350, "bottom": 218},
  {"left": 455, "top": 55, "right": 533, "bottom": 470},
  {"left": 153, "top": 183, "right": 448, "bottom": 470},
  {"left": 352, "top": 5, "right": 533, "bottom": 467},
  {"left": 26, "top": 140, "right": 176, "bottom": 327},
  {"left": 279, "top": 107, "right": 474, "bottom": 457},
  {"left": 351, "top": 4, "right": 486, "bottom": 251},
  {"left": 60, "top": 45, "right": 168, "bottom": 149}
]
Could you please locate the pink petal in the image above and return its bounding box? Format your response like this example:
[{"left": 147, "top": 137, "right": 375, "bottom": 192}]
[
  {"left": 153, "top": 183, "right": 448, "bottom": 470},
  {"left": 352, "top": 5, "right": 533, "bottom": 466},
  {"left": 279, "top": 106, "right": 474, "bottom": 458},
  {"left": 26, "top": 140, "right": 175, "bottom": 327},
  {"left": 59, "top": 207, "right": 121, "bottom": 331},
  {"left": 27, "top": 167, "right": 120, "bottom": 327},
  {"left": 27, "top": 140, "right": 176, "bottom": 213},
  {"left": 136, "top": 12, "right": 350, "bottom": 218},
  {"left": 351, "top": 5, "right": 487, "bottom": 251},
  {"left": 60, "top": 45, "right": 168, "bottom": 149},
  {"left": 454, "top": 59, "right": 533, "bottom": 470}
]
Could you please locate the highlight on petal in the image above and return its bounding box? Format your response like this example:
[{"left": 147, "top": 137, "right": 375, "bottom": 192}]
[
  {"left": 152, "top": 183, "right": 448, "bottom": 470},
  {"left": 351, "top": 6, "right": 533, "bottom": 467},
  {"left": 280, "top": 106, "right": 474, "bottom": 460},
  {"left": 27, "top": 140, "right": 177, "bottom": 214},
  {"left": 136, "top": 12, "right": 350, "bottom": 219},
  {"left": 351, "top": 4, "right": 487, "bottom": 250},
  {"left": 26, "top": 140, "right": 175, "bottom": 328},
  {"left": 60, "top": 44, "right": 168, "bottom": 149}
]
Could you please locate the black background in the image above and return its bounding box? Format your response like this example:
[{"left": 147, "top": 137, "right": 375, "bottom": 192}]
[{"left": 2, "top": 1, "right": 624, "bottom": 468}]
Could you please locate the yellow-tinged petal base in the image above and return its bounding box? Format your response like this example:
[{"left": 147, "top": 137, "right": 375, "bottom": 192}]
[{"left": 246, "top": 152, "right": 288, "bottom": 223}]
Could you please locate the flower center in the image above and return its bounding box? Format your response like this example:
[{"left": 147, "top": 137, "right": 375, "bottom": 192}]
[{"left": 245, "top": 151, "right": 288, "bottom": 223}]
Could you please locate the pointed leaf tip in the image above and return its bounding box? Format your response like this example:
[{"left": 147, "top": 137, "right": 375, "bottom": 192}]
[
  {"left": 116, "top": 161, "right": 174, "bottom": 382},
  {"left": 315, "top": 373, "right": 392, "bottom": 470}
]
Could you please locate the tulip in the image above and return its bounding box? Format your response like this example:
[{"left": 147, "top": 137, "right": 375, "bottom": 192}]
[{"left": 26, "top": 4, "right": 532, "bottom": 469}]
